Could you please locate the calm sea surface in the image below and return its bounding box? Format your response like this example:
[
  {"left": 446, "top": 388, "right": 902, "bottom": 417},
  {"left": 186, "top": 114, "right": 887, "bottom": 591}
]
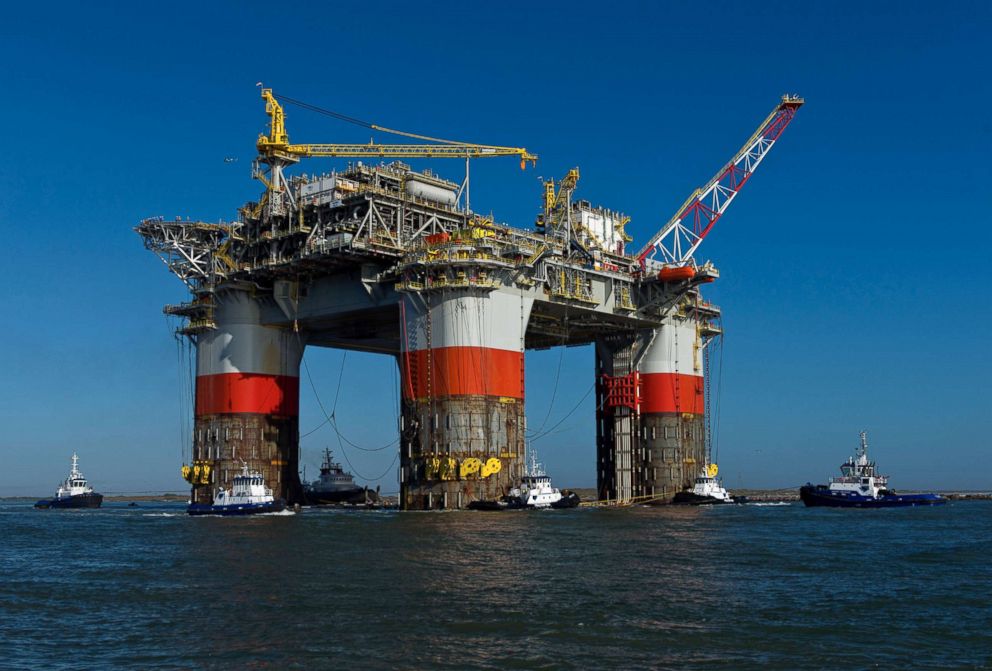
[{"left": 1, "top": 499, "right": 989, "bottom": 670}]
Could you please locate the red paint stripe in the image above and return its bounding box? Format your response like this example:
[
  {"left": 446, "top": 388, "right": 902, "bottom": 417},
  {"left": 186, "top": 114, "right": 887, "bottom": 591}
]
[
  {"left": 196, "top": 373, "right": 299, "bottom": 416},
  {"left": 403, "top": 347, "right": 523, "bottom": 399},
  {"left": 640, "top": 372, "right": 704, "bottom": 415}
]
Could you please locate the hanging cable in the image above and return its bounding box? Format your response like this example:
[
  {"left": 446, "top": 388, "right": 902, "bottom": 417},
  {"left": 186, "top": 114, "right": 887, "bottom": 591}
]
[
  {"left": 528, "top": 344, "right": 565, "bottom": 437},
  {"left": 528, "top": 301, "right": 570, "bottom": 438},
  {"left": 172, "top": 323, "right": 185, "bottom": 463},
  {"left": 528, "top": 381, "right": 598, "bottom": 443},
  {"left": 300, "top": 415, "right": 331, "bottom": 439},
  {"left": 331, "top": 351, "right": 347, "bottom": 415},
  {"left": 169, "top": 315, "right": 194, "bottom": 463},
  {"left": 301, "top": 355, "right": 397, "bottom": 451},
  {"left": 713, "top": 327, "right": 724, "bottom": 465},
  {"left": 334, "top": 429, "right": 399, "bottom": 482}
]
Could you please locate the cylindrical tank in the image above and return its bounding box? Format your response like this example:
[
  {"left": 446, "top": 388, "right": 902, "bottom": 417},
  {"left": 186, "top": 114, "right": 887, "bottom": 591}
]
[{"left": 405, "top": 177, "right": 457, "bottom": 206}]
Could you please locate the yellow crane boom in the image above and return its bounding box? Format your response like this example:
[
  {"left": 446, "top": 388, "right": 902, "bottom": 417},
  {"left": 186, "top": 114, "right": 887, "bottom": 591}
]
[{"left": 256, "top": 87, "right": 537, "bottom": 169}]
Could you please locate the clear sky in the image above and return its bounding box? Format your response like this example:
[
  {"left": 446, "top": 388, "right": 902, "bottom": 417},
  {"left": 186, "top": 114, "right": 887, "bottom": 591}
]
[{"left": 1, "top": 1, "right": 989, "bottom": 495}]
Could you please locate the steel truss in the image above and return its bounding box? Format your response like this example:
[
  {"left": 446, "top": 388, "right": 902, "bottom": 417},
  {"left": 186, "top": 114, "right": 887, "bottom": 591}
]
[{"left": 638, "top": 95, "right": 803, "bottom": 266}]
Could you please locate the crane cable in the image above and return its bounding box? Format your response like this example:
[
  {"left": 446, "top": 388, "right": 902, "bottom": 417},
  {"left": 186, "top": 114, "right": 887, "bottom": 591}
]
[{"left": 275, "top": 93, "right": 492, "bottom": 147}]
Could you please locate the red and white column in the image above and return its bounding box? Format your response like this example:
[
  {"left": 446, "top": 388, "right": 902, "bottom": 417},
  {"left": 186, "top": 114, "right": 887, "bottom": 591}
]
[
  {"left": 637, "top": 311, "right": 706, "bottom": 501},
  {"left": 192, "top": 291, "right": 303, "bottom": 503},
  {"left": 399, "top": 290, "right": 532, "bottom": 510}
]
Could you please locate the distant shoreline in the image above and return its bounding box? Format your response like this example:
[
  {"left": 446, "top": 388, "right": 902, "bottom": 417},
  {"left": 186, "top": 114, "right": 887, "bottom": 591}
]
[
  {"left": 565, "top": 488, "right": 992, "bottom": 503},
  {"left": 1, "top": 494, "right": 188, "bottom": 502},
  {"left": 3, "top": 490, "right": 990, "bottom": 503}
]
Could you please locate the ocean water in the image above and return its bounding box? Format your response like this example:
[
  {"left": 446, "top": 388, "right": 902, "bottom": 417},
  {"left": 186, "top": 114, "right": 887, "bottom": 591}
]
[{"left": 1, "top": 500, "right": 989, "bottom": 670}]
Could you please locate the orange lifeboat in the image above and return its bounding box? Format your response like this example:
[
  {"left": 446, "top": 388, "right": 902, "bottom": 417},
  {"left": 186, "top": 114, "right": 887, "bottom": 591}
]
[{"left": 658, "top": 266, "right": 696, "bottom": 282}]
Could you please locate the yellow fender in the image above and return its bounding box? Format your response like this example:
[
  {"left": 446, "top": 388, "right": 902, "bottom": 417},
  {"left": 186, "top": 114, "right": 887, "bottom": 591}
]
[
  {"left": 480, "top": 457, "right": 502, "bottom": 478},
  {"left": 181, "top": 464, "right": 193, "bottom": 483},
  {"left": 460, "top": 458, "right": 482, "bottom": 478},
  {"left": 438, "top": 457, "right": 457, "bottom": 481},
  {"left": 707, "top": 463, "right": 719, "bottom": 478}
]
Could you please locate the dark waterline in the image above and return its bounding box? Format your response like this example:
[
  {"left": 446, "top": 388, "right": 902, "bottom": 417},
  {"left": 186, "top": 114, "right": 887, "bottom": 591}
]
[{"left": 2, "top": 500, "right": 990, "bottom": 670}]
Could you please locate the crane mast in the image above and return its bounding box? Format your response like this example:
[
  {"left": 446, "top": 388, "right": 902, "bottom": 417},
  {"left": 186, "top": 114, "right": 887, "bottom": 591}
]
[{"left": 637, "top": 95, "right": 804, "bottom": 267}]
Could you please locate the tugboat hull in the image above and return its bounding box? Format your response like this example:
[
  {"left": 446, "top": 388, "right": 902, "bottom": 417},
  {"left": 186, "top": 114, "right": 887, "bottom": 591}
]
[
  {"left": 550, "top": 491, "right": 581, "bottom": 509},
  {"left": 187, "top": 499, "right": 288, "bottom": 516},
  {"left": 468, "top": 498, "right": 527, "bottom": 511},
  {"left": 672, "top": 491, "right": 734, "bottom": 505},
  {"left": 800, "top": 485, "right": 946, "bottom": 508},
  {"left": 470, "top": 491, "right": 581, "bottom": 511},
  {"left": 34, "top": 493, "right": 103, "bottom": 509}
]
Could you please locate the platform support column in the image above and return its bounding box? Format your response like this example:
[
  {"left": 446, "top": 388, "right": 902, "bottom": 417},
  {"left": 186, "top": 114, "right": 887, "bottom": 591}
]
[
  {"left": 398, "top": 289, "right": 532, "bottom": 510},
  {"left": 636, "top": 309, "right": 706, "bottom": 503},
  {"left": 191, "top": 290, "right": 303, "bottom": 504}
]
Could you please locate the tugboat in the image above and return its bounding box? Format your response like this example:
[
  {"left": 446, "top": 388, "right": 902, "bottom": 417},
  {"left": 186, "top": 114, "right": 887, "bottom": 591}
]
[
  {"left": 187, "top": 465, "right": 287, "bottom": 516},
  {"left": 800, "top": 431, "right": 947, "bottom": 508},
  {"left": 469, "top": 453, "right": 580, "bottom": 511},
  {"left": 673, "top": 463, "right": 735, "bottom": 505},
  {"left": 35, "top": 453, "right": 103, "bottom": 509},
  {"left": 303, "top": 448, "right": 378, "bottom": 505}
]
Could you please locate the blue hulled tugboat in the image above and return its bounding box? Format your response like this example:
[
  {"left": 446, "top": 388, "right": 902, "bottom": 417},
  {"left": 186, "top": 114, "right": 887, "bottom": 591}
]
[
  {"left": 35, "top": 453, "right": 103, "bottom": 509},
  {"left": 800, "top": 431, "right": 946, "bottom": 508},
  {"left": 187, "top": 465, "right": 287, "bottom": 516}
]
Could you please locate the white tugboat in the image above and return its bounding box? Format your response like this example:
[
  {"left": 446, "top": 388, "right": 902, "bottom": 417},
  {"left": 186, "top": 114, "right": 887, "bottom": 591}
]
[
  {"left": 35, "top": 453, "right": 103, "bottom": 509},
  {"left": 303, "top": 448, "right": 377, "bottom": 505},
  {"left": 469, "top": 452, "right": 580, "bottom": 510},
  {"left": 673, "top": 463, "right": 736, "bottom": 505},
  {"left": 187, "top": 464, "right": 287, "bottom": 516}
]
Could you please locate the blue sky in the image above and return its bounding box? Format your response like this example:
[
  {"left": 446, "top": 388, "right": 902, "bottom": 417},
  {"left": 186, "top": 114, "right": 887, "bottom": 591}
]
[{"left": 1, "top": 1, "right": 989, "bottom": 494}]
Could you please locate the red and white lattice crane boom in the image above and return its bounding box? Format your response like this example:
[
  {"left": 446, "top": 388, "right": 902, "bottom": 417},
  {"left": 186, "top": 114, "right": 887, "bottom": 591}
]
[{"left": 637, "top": 94, "right": 804, "bottom": 267}]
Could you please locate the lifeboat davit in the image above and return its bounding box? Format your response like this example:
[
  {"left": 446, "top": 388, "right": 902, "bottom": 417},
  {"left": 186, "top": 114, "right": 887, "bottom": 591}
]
[{"left": 658, "top": 266, "right": 696, "bottom": 282}]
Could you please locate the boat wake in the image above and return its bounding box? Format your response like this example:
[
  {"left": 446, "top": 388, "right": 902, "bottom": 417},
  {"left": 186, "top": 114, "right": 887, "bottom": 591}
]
[{"left": 748, "top": 502, "right": 793, "bottom": 507}]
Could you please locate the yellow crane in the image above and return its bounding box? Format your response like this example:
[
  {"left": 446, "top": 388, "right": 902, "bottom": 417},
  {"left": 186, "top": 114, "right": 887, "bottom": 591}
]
[
  {"left": 535, "top": 168, "right": 579, "bottom": 235},
  {"left": 253, "top": 85, "right": 537, "bottom": 215},
  {"left": 257, "top": 87, "right": 537, "bottom": 165}
]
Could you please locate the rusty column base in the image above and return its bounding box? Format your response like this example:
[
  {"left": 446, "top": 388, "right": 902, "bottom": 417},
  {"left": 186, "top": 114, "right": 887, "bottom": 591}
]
[
  {"left": 399, "top": 396, "right": 526, "bottom": 510},
  {"left": 638, "top": 413, "right": 706, "bottom": 503},
  {"left": 190, "top": 414, "right": 302, "bottom": 505}
]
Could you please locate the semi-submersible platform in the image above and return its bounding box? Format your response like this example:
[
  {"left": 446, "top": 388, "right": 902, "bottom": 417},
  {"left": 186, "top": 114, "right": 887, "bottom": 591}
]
[{"left": 137, "top": 88, "right": 803, "bottom": 510}]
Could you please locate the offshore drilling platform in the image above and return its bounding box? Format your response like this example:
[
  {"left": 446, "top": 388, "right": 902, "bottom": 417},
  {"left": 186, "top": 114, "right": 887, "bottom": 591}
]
[{"left": 137, "top": 87, "right": 802, "bottom": 509}]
